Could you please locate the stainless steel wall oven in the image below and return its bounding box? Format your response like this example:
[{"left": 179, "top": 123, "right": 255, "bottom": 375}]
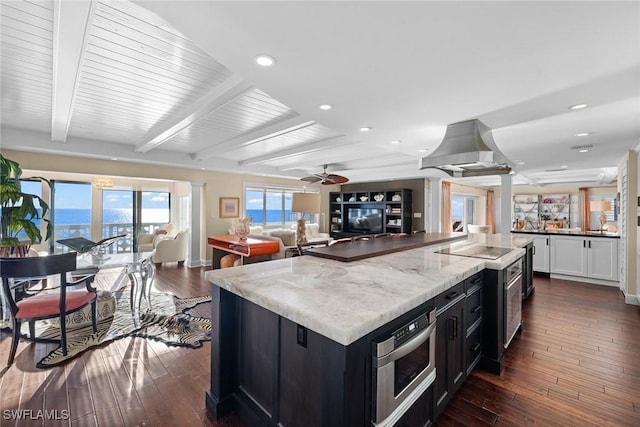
[{"left": 371, "top": 309, "right": 437, "bottom": 426}]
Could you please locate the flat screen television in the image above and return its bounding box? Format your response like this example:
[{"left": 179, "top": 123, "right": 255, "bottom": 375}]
[{"left": 346, "top": 207, "right": 383, "bottom": 234}]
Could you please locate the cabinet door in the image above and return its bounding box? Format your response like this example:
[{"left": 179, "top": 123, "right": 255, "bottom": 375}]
[
  {"left": 532, "top": 236, "right": 550, "bottom": 273},
  {"left": 550, "top": 235, "right": 587, "bottom": 276},
  {"left": 587, "top": 238, "right": 619, "bottom": 281},
  {"left": 434, "top": 299, "right": 465, "bottom": 417}
]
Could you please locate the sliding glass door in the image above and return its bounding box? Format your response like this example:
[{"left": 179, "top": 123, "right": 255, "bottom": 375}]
[{"left": 102, "top": 189, "right": 135, "bottom": 253}]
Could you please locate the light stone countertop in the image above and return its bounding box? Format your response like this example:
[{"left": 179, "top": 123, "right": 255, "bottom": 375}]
[{"left": 206, "top": 233, "right": 533, "bottom": 346}]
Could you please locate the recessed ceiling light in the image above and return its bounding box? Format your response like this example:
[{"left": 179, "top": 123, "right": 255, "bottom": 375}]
[
  {"left": 569, "top": 103, "right": 588, "bottom": 110},
  {"left": 111, "top": 157, "right": 118, "bottom": 161},
  {"left": 561, "top": 165, "right": 568, "bottom": 168},
  {"left": 254, "top": 55, "right": 276, "bottom": 67},
  {"left": 359, "top": 127, "right": 372, "bottom": 132},
  {"left": 319, "top": 104, "right": 332, "bottom": 110},
  {"left": 201, "top": 167, "right": 206, "bottom": 170},
  {"left": 575, "top": 132, "right": 592, "bottom": 137},
  {"left": 517, "top": 161, "right": 525, "bottom": 165},
  {"left": 391, "top": 140, "right": 401, "bottom": 145},
  {"left": 579, "top": 149, "right": 589, "bottom": 153},
  {"left": 418, "top": 149, "right": 428, "bottom": 153}
]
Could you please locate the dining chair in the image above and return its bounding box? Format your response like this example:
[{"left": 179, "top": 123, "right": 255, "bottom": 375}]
[
  {"left": 0, "top": 253, "right": 98, "bottom": 366},
  {"left": 296, "top": 240, "right": 330, "bottom": 256},
  {"left": 373, "top": 233, "right": 392, "bottom": 239},
  {"left": 329, "top": 237, "right": 353, "bottom": 246}
]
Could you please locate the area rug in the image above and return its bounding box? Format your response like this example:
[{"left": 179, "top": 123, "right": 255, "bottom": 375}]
[{"left": 0, "top": 288, "right": 212, "bottom": 368}]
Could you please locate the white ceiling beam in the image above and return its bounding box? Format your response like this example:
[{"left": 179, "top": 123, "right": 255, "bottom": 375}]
[
  {"left": 238, "top": 135, "right": 347, "bottom": 167},
  {"left": 193, "top": 116, "right": 316, "bottom": 161},
  {"left": 51, "top": 0, "right": 95, "bottom": 142},
  {"left": 135, "top": 75, "right": 254, "bottom": 153}
]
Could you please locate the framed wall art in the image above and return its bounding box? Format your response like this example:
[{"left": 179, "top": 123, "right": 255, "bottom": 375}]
[{"left": 219, "top": 197, "right": 240, "bottom": 218}]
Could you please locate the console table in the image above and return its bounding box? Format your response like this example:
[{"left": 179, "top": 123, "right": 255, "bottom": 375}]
[{"left": 208, "top": 234, "right": 281, "bottom": 269}]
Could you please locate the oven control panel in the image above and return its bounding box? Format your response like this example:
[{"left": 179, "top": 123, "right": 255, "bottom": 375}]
[{"left": 393, "top": 314, "right": 430, "bottom": 347}]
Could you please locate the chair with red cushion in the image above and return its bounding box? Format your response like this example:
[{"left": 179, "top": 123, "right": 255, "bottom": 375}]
[{"left": 0, "top": 252, "right": 98, "bottom": 366}]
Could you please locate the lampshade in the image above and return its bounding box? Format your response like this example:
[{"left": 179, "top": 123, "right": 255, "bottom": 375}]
[
  {"left": 93, "top": 176, "right": 113, "bottom": 189},
  {"left": 291, "top": 192, "right": 321, "bottom": 213},
  {"left": 590, "top": 201, "right": 611, "bottom": 212}
]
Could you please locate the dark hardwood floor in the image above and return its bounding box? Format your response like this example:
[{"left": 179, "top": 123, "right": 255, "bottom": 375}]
[{"left": 1, "top": 265, "right": 639, "bottom": 426}]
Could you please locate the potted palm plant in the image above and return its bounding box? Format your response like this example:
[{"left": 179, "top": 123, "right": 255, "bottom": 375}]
[{"left": 0, "top": 154, "right": 52, "bottom": 257}]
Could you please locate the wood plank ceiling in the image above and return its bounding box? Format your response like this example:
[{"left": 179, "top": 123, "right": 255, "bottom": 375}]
[{"left": 1, "top": 1, "right": 637, "bottom": 185}]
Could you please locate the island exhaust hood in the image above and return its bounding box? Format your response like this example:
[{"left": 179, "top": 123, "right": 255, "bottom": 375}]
[{"left": 419, "top": 119, "right": 512, "bottom": 177}]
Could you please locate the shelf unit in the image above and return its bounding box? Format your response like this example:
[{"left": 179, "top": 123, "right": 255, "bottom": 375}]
[
  {"left": 513, "top": 195, "right": 540, "bottom": 230},
  {"left": 513, "top": 194, "right": 571, "bottom": 230},
  {"left": 329, "top": 189, "right": 413, "bottom": 238}
]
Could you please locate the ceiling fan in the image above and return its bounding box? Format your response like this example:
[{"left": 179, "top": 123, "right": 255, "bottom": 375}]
[{"left": 300, "top": 164, "right": 349, "bottom": 185}]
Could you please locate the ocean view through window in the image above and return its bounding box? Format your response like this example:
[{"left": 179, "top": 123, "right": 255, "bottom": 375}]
[{"left": 245, "top": 184, "right": 319, "bottom": 227}]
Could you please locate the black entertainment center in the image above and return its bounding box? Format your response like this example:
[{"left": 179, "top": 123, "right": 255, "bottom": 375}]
[{"left": 329, "top": 189, "right": 413, "bottom": 238}]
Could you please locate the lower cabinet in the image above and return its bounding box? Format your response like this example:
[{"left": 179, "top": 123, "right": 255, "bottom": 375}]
[
  {"left": 532, "top": 236, "right": 550, "bottom": 273},
  {"left": 434, "top": 281, "right": 466, "bottom": 418},
  {"left": 550, "top": 235, "right": 619, "bottom": 281}
]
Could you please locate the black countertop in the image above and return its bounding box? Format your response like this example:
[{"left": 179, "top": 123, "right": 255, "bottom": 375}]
[{"left": 511, "top": 229, "right": 620, "bottom": 239}]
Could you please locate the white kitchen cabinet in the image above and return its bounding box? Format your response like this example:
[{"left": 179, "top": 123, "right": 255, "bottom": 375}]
[
  {"left": 550, "top": 235, "right": 587, "bottom": 276},
  {"left": 587, "top": 238, "right": 618, "bottom": 281},
  {"left": 532, "top": 236, "right": 550, "bottom": 273},
  {"left": 550, "top": 235, "right": 619, "bottom": 282}
]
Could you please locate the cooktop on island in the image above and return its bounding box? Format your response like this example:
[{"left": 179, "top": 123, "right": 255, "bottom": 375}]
[{"left": 435, "top": 245, "right": 513, "bottom": 260}]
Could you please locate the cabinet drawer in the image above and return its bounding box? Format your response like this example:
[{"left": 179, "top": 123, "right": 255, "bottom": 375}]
[
  {"left": 466, "top": 325, "right": 482, "bottom": 374},
  {"left": 465, "top": 287, "right": 482, "bottom": 330},
  {"left": 465, "top": 272, "right": 483, "bottom": 292},
  {"left": 435, "top": 281, "right": 465, "bottom": 312}
]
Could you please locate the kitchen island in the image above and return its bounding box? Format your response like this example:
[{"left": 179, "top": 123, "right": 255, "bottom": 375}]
[{"left": 205, "top": 233, "right": 533, "bottom": 426}]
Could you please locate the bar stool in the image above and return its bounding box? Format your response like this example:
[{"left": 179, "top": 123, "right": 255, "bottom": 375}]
[{"left": 220, "top": 254, "right": 241, "bottom": 268}]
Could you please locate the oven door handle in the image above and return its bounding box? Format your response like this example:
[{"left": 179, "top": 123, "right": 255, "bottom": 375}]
[
  {"left": 374, "top": 322, "right": 436, "bottom": 368},
  {"left": 506, "top": 273, "right": 522, "bottom": 291}
]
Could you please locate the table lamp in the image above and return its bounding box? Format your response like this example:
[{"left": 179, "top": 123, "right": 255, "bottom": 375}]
[
  {"left": 590, "top": 200, "right": 612, "bottom": 233},
  {"left": 291, "top": 193, "right": 321, "bottom": 244}
]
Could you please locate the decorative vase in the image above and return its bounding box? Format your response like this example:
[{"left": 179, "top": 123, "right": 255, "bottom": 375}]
[
  {"left": 232, "top": 217, "right": 252, "bottom": 240},
  {"left": 0, "top": 242, "right": 31, "bottom": 257}
]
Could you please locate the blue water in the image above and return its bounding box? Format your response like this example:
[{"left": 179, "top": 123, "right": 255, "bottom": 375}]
[
  {"left": 53, "top": 209, "right": 169, "bottom": 225},
  {"left": 52, "top": 209, "right": 289, "bottom": 225},
  {"left": 246, "top": 209, "right": 293, "bottom": 224}
]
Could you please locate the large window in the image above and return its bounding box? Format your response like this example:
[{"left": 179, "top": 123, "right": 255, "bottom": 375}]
[
  {"left": 53, "top": 182, "right": 92, "bottom": 252},
  {"left": 245, "top": 184, "right": 318, "bottom": 227}
]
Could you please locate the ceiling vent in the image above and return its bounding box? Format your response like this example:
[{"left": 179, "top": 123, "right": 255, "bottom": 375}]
[{"left": 570, "top": 144, "right": 595, "bottom": 150}]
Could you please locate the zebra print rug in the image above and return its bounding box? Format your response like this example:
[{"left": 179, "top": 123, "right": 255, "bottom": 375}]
[{"left": 0, "top": 289, "right": 212, "bottom": 368}]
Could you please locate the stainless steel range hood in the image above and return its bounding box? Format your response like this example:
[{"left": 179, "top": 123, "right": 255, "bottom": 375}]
[{"left": 419, "top": 119, "right": 512, "bottom": 177}]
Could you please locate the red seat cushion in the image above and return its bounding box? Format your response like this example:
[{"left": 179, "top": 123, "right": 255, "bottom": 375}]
[{"left": 16, "top": 291, "right": 96, "bottom": 320}]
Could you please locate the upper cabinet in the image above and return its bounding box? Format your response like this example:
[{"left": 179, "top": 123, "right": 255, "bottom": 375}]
[{"left": 513, "top": 194, "right": 571, "bottom": 230}]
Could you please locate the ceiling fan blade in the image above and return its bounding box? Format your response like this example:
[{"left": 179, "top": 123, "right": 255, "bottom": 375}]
[
  {"left": 323, "top": 175, "right": 349, "bottom": 184},
  {"left": 301, "top": 175, "right": 322, "bottom": 183}
]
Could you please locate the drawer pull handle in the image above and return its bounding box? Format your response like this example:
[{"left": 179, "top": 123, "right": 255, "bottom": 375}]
[
  {"left": 471, "top": 306, "right": 481, "bottom": 314},
  {"left": 472, "top": 342, "right": 481, "bottom": 352},
  {"left": 446, "top": 291, "right": 459, "bottom": 300}
]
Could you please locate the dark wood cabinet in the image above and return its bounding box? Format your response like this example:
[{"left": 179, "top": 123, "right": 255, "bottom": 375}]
[
  {"left": 522, "top": 242, "right": 535, "bottom": 299},
  {"left": 208, "top": 271, "right": 491, "bottom": 427},
  {"left": 329, "top": 189, "right": 412, "bottom": 238},
  {"left": 434, "top": 281, "right": 466, "bottom": 418},
  {"left": 465, "top": 273, "right": 483, "bottom": 374}
]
